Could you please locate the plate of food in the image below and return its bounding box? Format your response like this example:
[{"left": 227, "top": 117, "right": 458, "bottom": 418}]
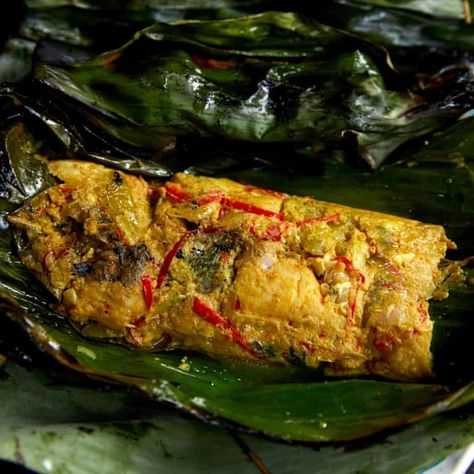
[{"left": 0, "top": 1, "right": 472, "bottom": 473}]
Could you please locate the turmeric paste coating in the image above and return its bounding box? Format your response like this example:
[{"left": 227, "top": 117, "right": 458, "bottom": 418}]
[{"left": 8, "top": 161, "right": 455, "bottom": 380}]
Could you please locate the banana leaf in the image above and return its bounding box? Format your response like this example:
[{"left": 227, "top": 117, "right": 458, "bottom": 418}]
[
  {"left": 0, "top": 38, "right": 35, "bottom": 83},
  {"left": 348, "top": 0, "right": 470, "bottom": 19},
  {"left": 0, "top": 4, "right": 473, "bottom": 471},
  {"left": 0, "top": 116, "right": 472, "bottom": 447},
  {"left": 0, "top": 0, "right": 279, "bottom": 85},
  {"left": 302, "top": 0, "right": 474, "bottom": 75},
  {"left": 24, "top": 0, "right": 274, "bottom": 10},
  {"left": 25, "top": 12, "right": 474, "bottom": 169},
  {"left": 0, "top": 355, "right": 472, "bottom": 474},
  {"left": 22, "top": 0, "right": 472, "bottom": 20},
  {"left": 19, "top": 8, "right": 179, "bottom": 51},
  {"left": 0, "top": 5, "right": 237, "bottom": 78}
]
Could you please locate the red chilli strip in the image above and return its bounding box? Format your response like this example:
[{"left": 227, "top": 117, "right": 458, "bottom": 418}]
[
  {"left": 164, "top": 183, "right": 193, "bottom": 203},
  {"left": 58, "top": 185, "right": 74, "bottom": 193},
  {"left": 198, "top": 192, "right": 225, "bottom": 206},
  {"left": 354, "top": 336, "right": 364, "bottom": 352},
  {"left": 418, "top": 302, "right": 429, "bottom": 324},
  {"left": 141, "top": 275, "right": 154, "bottom": 310},
  {"left": 260, "top": 223, "right": 288, "bottom": 242},
  {"left": 333, "top": 256, "right": 366, "bottom": 323},
  {"left": 42, "top": 250, "right": 55, "bottom": 271},
  {"left": 192, "top": 56, "right": 235, "bottom": 70},
  {"left": 349, "top": 282, "right": 363, "bottom": 323},
  {"left": 156, "top": 233, "right": 191, "bottom": 289},
  {"left": 192, "top": 297, "right": 257, "bottom": 357},
  {"left": 374, "top": 332, "right": 396, "bottom": 352},
  {"left": 147, "top": 185, "right": 161, "bottom": 205},
  {"left": 115, "top": 226, "right": 125, "bottom": 240},
  {"left": 333, "top": 256, "right": 366, "bottom": 284},
  {"left": 307, "top": 253, "right": 324, "bottom": 259},
  {"left": 387, "top": 261, "right": 402, "bottom": 277},
  {"left": 36, "top": 206, "right": 46, "bottom": 217},
  {"left": 218, "top": 206, "right": 227, "bottom": 219},
  {"left": 296, "top": 213, "right": 340, "bottom": 228},
  {"left": 128, "top": 327, "right": 143, "bottom": 346},
  {"left": 199, "top": 226, "right": 221, "bottom": 235},
  {"left": 221, "top": 197, "right": 284, "bottom": 221},
  {"left": 134, "top": 316, "right": 147, "bottom": 328},
  {"left": 300, "top": 341, "right": 315, "bottom": 354}
]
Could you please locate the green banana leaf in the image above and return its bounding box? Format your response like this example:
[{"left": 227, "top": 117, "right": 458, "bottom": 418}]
[
  {"left": 349, "top": 0, "right": 470, "bottom": 19},
  {"left": 0, "top": 356, "right": 472, "bottom": 474},
  {"left": 0, "top": 5, "right": 235, "bottom": 82},
  {"left": 0, "top": 38, "right": 35, "bottom": 83},
  {"left": 303, "top": 0, "right": 474, "bottom": 74},
  {"left": 24, "top": 0, "right": 274, "bottom": 10},
  {"left": 25, "top": 12, "right": 474, "bottom": 169},
  {"left": 22, "top": 0, "right": 472, "bottom": 20},
  {"left": 19, "top": 8, "right": 179, "bottom": 50},
  {"left": 0, "top": 0, "right": 278, "bottom": 84},
  {"left": 0, "top": 116, "right": 472, "bottom": 446}
]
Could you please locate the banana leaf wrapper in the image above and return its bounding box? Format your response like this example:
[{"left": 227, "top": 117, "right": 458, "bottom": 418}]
[
  {"left": 0, "top": 119, "right": 472, "bottom": 444},
  {"left": 22, "top": 0, "right": 472, "bottom": 19},
  {"left": 337, "top": 0, "right": 472, "bottom": 20},
  {"left": 24, "top": 12, "right": 474, "bottom": 169},
  {"left": 0, "top": 354, "right": 472, "bottom": 474},
  {"left": 0, "top": 0, "right": 278, "bottom": 84},
  {"left": 303, "top": 0, "right": 474, "bottom": 75}
]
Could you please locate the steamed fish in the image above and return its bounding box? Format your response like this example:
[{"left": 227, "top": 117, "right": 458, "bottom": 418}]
[{"left": 8, "top": 161, "right": 454, "bottom": 380}]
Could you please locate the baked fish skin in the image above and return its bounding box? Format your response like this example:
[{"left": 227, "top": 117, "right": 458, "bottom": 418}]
[{"left": 8, "top": 160, "right": 454, "bottom": 380}]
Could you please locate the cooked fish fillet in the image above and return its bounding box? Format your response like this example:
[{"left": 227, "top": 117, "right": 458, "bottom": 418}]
[{"left": 8, "top": 160, "right": 454, "bottom": 380}]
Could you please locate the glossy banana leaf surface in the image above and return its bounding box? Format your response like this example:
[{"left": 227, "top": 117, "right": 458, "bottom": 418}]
[
  {"left": 0, "top": 355, "right": 472, "bottom": 474},
  {"left": 3, "top": 6, "right": 474, "bottom": 167},
  {"left": 304, "top": 0, "right": 474, "bottom": 75},
  {"left": 0, "top": 0, "right": 270, "bottom": 83},
  {"left": 16, "top": 12, "right": 472, "bottom": 169}
]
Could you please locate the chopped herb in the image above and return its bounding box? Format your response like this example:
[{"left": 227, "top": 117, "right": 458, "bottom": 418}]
[
  {"left": 113, "top": 171, "right": 123, "bottom": 185},
  {"left": 156, "top": 227, "right": 222, "bottom": 290},
  {"left": 251, "top": 341, "right": 275, "bottom": 357},
  {"left": 114, "top": 246, "right": 125, "bottom": 265},
  {"left": 191, "top": 247, "right": 205, "bottom": 258},
  {"left": 73, "top": 262, "right": 91, "bottom": 276},
  {"left": 286, "top": 348, "right": 306, "bottom": 367},
  {"left": 186, "top": 232, "right": 237, "bottom": 293}
]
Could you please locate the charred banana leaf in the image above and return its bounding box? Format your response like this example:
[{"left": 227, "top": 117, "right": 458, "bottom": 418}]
[{"left": 26, "top": 12, "right": 473, "bottom": 169}]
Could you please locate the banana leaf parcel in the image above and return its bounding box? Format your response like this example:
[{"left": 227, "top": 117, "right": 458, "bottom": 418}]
[{"left": 0, "top": 4, "right": 473, "bottom": 474}]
